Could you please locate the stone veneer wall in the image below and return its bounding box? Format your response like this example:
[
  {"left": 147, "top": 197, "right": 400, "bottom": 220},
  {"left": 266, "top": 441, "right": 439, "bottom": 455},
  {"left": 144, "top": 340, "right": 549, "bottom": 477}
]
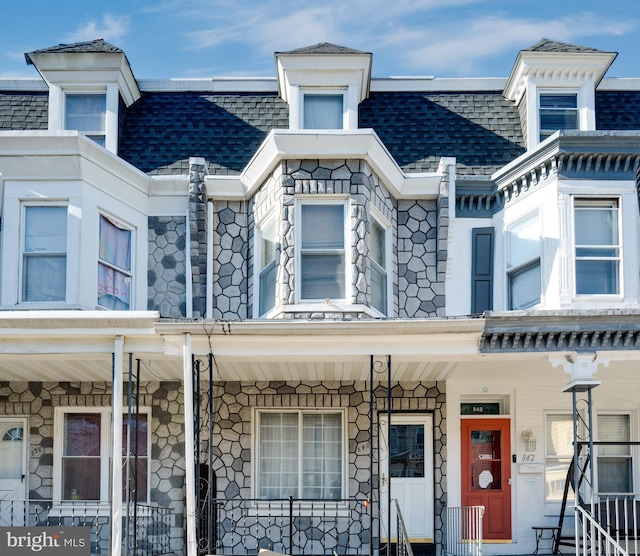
[
  {"left": 207, "top": 380, "right": 446, "bottom": 552},
  {"left": 245, "top": 159, "right": 398, "bottom": 319},
  {"left": 148, "top": 216, "right": 187, "bottom": 317},
  {"left": 212, "top": 201, "right": 248, "bottom": 319},
  {"left": 0, "top": 381, "right": 185, "bottom": 555}
]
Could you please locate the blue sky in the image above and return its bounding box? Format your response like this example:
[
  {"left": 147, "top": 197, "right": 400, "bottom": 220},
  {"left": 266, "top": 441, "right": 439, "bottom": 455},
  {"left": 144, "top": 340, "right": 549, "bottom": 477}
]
[{"left": 2, "top": 0, "right": 639, "bottom": 79}]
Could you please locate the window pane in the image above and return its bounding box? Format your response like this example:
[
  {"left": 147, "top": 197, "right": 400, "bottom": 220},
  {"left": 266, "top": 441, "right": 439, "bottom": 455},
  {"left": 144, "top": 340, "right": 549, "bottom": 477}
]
[
  {"left": 259, "top": 260, "right": 277, "bottom": 315},
  {"left": 371, "top": 263, "right": 387, "bottom": 314},
  {"left": 122, "top": 415, "right": 148, "bottom": 502},
  {"left": 371, "top": 220, "right": 385, "bottom": 267},
  {"left": 65, "top": 94, "right": 106, "bottom": 133},
  {"left": 303, "top": 94, "right": 343, "bottom": 129},
  {"left": 98, "top": 263, "right": 131, "bottom": 310},
  {"left": 507, "top": 212, "right": 540, "bottom": 269},
  {"left": 576, "top": 260, "right": 618, "bottom": 295},
  {"left": 545, "top": 414, "right": 574, "bottom": 501},
  {"left": 301, "top": 205, "right": 344, "bottom": 249},
  {"left": 99, "top": 215, "right": 131, "bottom": 272},
  {"left": 259, "top": 413, "right": 299, "bottom": 499},
  {"left": 575, "top": 204, "right": 618, "bottom": 246},
  {"left": 62, "top": 458, "right": 101, "bottom": 500},
  {"left": 23, "top": 206, "right": 67, "bottom": 302},
  {"left": 540, "top": 94, "right": 578, "bottom": 109},
  {"left": 301, "top": 253, "right": 345, "bottom": 299},
  {"left": 539, "top": 93, "right": 578, "bottom": 138},
  {"left": 63, "top": 414, "right": 102, "bottom": 501},
  {"left": 302, "top": 413, "right": 342, "bottom": 499},
  {"left": 509, "top": 260, "right": 541, "bottom": 310}
]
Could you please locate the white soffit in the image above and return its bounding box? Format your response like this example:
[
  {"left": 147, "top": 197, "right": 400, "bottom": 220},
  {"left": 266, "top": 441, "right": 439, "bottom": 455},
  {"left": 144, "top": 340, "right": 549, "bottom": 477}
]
[{"left": 205, "top": 129, "right": 442, "bottom": 200}]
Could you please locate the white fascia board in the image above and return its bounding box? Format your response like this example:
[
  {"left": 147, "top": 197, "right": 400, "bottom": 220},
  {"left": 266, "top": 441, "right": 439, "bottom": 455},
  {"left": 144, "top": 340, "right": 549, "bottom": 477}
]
[
  {"left": 206, "top": 129, "right": 441, "bottom": 200},
  {"left": 138, "top": 78, "right": 278, "bottom": 93},
  {"left": 0, "top": 310, "right": 159, "bottom": 329},
  {"left": 148, "top": 175, "right": 190, "bottom": 215},
  {"left": 0, "top": 78, "right": 48, "bottom": 91},
  {"left": 371, "top": 77, "right": 506, "bottom": 92},
  {"left": 599, "top": 78, "right": 640, "bottom": 90},
  {"left": 0, "top": 131, "right": 150, "bottom": 200}
]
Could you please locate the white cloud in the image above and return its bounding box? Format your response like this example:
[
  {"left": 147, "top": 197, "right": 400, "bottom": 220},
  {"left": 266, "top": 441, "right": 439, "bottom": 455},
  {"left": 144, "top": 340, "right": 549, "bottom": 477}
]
[{"left": 62, "top": 14, "right": 131, "bottom": 44}]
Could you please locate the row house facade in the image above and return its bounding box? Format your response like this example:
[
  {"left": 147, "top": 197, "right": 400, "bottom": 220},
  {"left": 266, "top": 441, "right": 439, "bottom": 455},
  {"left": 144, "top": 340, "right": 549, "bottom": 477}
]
[{"left": 0, "top": 37, "right": 640, "bottom": 556}]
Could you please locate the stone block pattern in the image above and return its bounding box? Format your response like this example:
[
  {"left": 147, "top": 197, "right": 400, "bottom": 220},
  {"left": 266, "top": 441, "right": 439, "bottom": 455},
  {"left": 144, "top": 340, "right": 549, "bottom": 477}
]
[
  {"left": 0, "top": 380, "right": 185, "bottom": 555},
  {"left": 213, "top": 201, "right": 248, "bottom": 319},
  {"left": 203, "top": 380, "right": 446, "bottom": 553},
  {"left": 190, "top": 158, "right": 209, "bottom": 318},
  {"left": 148, "top": 216, "right": 187, "bottom": 317},
  {"left": 245, "top": 159, "right": 397, "bottom": 319},
  {"left": 397, "top": 200, "right": 444, "bottom": 317}
]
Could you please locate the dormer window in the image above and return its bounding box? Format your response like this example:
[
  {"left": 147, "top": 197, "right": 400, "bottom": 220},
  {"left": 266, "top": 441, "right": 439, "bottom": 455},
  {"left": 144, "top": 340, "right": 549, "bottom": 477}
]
[
  {"left": 65, "top": 93, "right": 106, "bottom": 147},
  {"left": 303, "top": 93, "right": 344, "bottom": 129},
  {"left": 539, "top": 92, "right": 578, "bottom": 141}
]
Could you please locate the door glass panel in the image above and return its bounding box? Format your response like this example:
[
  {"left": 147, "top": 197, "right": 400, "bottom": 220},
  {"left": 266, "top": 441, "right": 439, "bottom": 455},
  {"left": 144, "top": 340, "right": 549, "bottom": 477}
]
[
  {"left": 470, "top": 429, "right": 502, "bottom": 490},
  {"left": 0, "top": 425, "right": 24, "bottom": 480},
  {"left": 389, "top": 424, "right": 424, "bottom": 478}
]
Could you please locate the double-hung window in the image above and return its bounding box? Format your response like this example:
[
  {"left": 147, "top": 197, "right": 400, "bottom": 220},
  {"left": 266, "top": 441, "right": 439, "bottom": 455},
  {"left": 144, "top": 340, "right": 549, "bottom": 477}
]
[
  {"left": 98, "top": 214, "right": 132, "bottom": 310},
  {"left": 539, "top": 93, "right": 578, "bottom": 141},
  {"left": 544, "top": 413, "right": 574, "bottom": 502},
  {"left": 506, "top": 212, "right": 541, "bottom": 309},
  {"left": 303, "top": 93, "right": 344, "bottom": 129},
  {"left": 257, "top": 410, "right": 344, "bottom": 500},
  {"left": 258, "top": 218, "right": 277, "bottom": 316},
  {"left": 597, "top": 414, "right": 632, "bottom": 494},
  {"left": 574, "top": 198, "right": 620, "bottom": 296},
  {"left": 299, "top": 202, "right": 346, "bottom": 301},
  {"left": 58, "top": 409, "right": 149, "bottom": 501},
  {"left": 22, "top": 205, "right": 67, "bottom": 302},
  {"left": 65, "top": 93, "right": 107, "bottom": 147},
  {"left": 370, "top": 217, "right": 388, "bottom": 315}
]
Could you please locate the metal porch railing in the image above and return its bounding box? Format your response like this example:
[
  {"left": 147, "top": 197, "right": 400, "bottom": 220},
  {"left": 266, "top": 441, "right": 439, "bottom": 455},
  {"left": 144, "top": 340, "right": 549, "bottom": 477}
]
[
  {"left": 444, "top": 506, "right": 484, "bottom": 556},
  {"left": 593, "top": 495, "right": 640, "bottom": 555},
  {"left": 0, "top": 499, "right": 176, "bottom": 556},
  {"left": 207, "top": 497, "right": 371, "bottom": 556},
  {"left": 575, "top": 505, "right": 627, "bottom": 556},
  {"left": 394, "top": 499, "right": 414, "bottom": 556}
]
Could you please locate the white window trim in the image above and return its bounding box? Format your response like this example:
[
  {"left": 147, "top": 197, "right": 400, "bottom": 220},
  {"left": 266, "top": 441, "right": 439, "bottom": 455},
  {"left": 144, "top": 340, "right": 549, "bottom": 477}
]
[
  {"left": 53, "top": 407, "right": 151, "bottom": 503},
  {"left": 370, "top": 206, "right": 392, "bottom": 317},
  {"left": 570, "top": 195, "right": 623, "bottom": 301},
  {"left": 49, "top": 83, "right": 119, "bottom": 153},
  {"left": 19, "top": 201, "right": 71, "bottom": 307},
  {"left": 252, "top": 407, "right": 348, "bottom": 501},
  {"left": 253, "top": 211, "right": 278, "bottom": 318},
  {"left": 300, "top": 89, "right": 347, "bottom": 130},
  {"left": 505, "top": 209, "right": 542, "bottom": 310},
  {"left": 295, "top": 197, "right": 351, "bottom": 305},
  {"left": 525, "top": 82, "right": 595, "bottom": 149},
  {"left": 97, "top": 211, "right": 135, "bottom": 311}
]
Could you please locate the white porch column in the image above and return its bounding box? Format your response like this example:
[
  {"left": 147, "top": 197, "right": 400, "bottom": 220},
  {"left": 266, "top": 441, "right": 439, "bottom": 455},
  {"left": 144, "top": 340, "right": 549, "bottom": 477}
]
[
  {"left": 183, "top": 332, "right": 198, "bottom": 556},
  {"left": 111, "top": 336, "right": 125, "bottom": 556}
]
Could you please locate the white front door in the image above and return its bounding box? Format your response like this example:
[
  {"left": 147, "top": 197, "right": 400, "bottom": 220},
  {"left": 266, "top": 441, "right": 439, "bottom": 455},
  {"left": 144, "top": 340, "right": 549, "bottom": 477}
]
[
  {"left": 0, "top": 418, "right": 27, "bottom": 526},
  {"left": 379, "top": 413, "right": 434, "bottom": 542}
]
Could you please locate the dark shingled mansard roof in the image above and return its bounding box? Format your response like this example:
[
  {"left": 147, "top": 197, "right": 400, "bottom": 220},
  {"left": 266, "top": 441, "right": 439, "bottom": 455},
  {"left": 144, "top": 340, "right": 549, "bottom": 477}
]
[
  {"left": 25, "top": 38, "right": 124, "bottom": 65},
  {"left": 276, "top": 42, "right": 370, "bottom": 55},
  {"left": 3, "top": 86, "right": 640, "bottom": 177},
  {"left": 523, "top": 38, "right": 611, "bottom": 54}
]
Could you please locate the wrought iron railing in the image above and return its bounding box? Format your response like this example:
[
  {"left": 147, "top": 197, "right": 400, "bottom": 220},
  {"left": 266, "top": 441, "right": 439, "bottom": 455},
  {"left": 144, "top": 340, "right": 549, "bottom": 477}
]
[
  {"left": 394, "top": 499, "right": 414, "bottom": 556},
  {"left": 205, "top": 497, "right": 371, "bottom": 556},
  {"left": 0, "top": 499, "right": 176, "bottom": 556},
  {"left": 444, "top": 506, "right": 484, "bottom": 556}
]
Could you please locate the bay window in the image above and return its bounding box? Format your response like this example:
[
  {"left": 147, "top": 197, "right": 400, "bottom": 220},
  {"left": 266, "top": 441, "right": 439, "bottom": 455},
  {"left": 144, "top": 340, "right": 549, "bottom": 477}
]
[
  {"left": 65, "top": 93, "right": 107, "bottom": 146},
  {"left": 257, "top": 410, "right": 344, "bottom": 500},
  {"left": 98, "top": 214, "right": 132, "bottom": 310},
  {"left": 506, "top": 211, "right": 541, "bottom": 309},
  {"left": 57, "top": 409, "right": 149, "bottom": 502},
  {"left": 22, "top": 205, "right": 67, "bottom": 302},
  {"left": 574, "top": 198, "right": 620, "bottom": 296},
  {"left": 370, "top": 217, "right": 388, "bottom": 315},
  {"left": 258, "top": 218, "right": 277, "bottom": 316},
  {"left": 299, "top": 202, "right": 346, "bottom": 301}
]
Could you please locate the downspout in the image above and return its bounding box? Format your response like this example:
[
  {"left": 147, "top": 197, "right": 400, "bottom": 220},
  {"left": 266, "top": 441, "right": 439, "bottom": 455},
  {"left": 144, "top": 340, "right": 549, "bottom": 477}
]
[
  {"left": 206, "top": 200, "right": 214, "bottom": 319},
  {"left": 183, "top": 333, "right": 198, "bottom": 556},
  {"left": 111, "top": 336, "right": 125, "bottom": 556}
]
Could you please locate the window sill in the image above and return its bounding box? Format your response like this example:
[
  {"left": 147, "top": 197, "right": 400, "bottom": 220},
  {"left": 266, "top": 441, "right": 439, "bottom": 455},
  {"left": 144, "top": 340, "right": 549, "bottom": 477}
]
[{"left": 262, "top": 303, "right": 386, "bottom": 319}]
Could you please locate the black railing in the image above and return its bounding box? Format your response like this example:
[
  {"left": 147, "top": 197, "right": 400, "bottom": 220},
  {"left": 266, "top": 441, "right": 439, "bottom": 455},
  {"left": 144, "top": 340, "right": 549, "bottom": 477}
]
[
  {"left": 0, "top": 499, "right": 176, "bottom": 556},
  {"left": 207, "top": 497, "right": 372, "bottom": 556}
]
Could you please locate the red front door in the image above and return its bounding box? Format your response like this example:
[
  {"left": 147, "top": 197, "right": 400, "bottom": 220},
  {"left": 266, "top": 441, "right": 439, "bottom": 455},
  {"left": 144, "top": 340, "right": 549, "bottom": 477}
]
[{"left": 461, "top": 419, "right": 512, "bottom": 540}]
